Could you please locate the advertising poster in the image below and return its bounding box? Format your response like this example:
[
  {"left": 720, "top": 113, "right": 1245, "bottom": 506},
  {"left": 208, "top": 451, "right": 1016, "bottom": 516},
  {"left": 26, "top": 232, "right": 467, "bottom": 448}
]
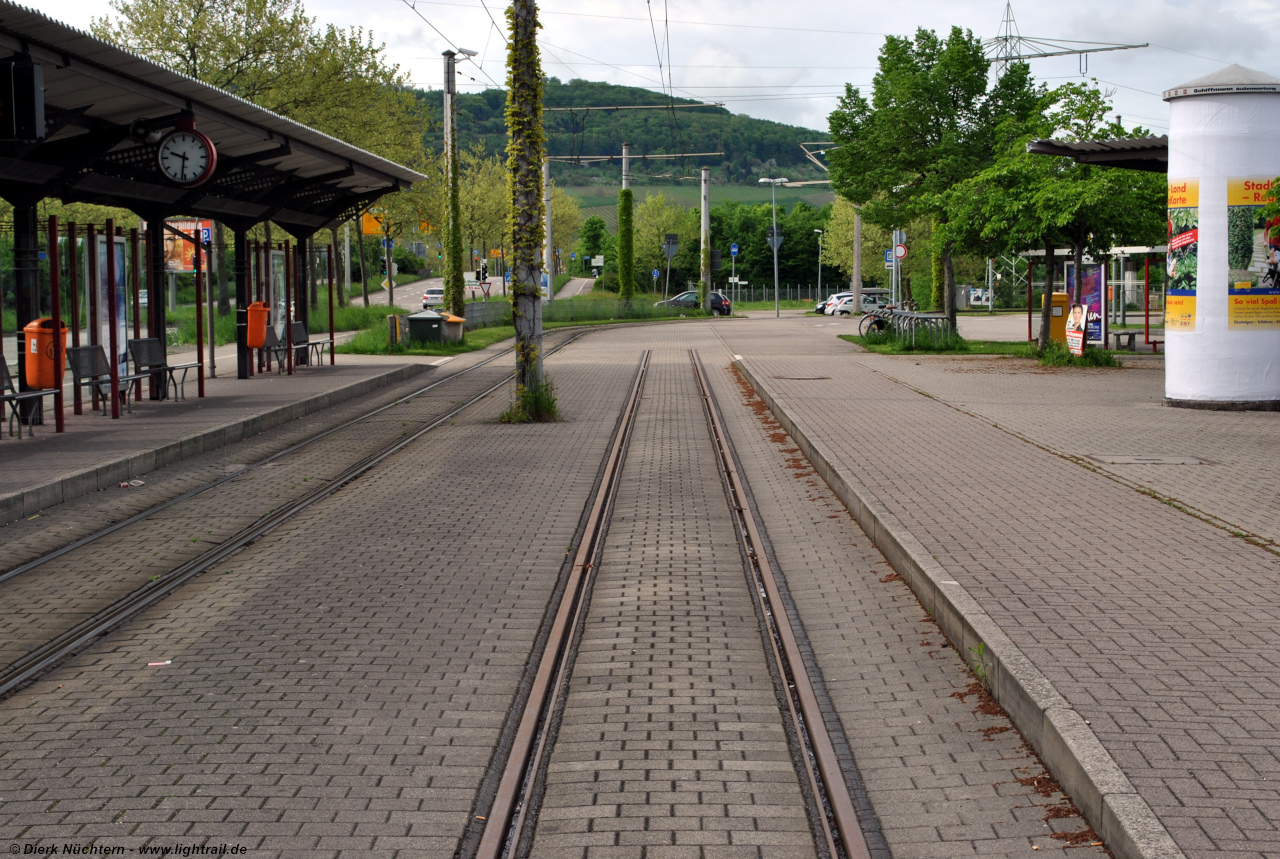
[
  {"left": 1166, "top": 179, "right": 1200, "bottom": 331},
  {"left": 1226, "top": 177, "right": 1280, "bottom": 329},
  {"left": 1065, "top": 264, "right": 1103, "bottom": 343},
  {"left": 96, "top": 235, "right": 128, "bottom": 377},
  {"left": 270, "top": 250, "right": 287, "bottom": 334},
  {"left": 163, "top": 220, "right": 213, "bottom": 272}
]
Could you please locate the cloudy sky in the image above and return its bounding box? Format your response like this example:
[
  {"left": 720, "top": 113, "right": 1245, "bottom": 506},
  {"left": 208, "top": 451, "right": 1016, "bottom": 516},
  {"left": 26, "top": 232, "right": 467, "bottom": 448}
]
[{"left": 39, "top": 0, "right": 1280, "bottom": 136}]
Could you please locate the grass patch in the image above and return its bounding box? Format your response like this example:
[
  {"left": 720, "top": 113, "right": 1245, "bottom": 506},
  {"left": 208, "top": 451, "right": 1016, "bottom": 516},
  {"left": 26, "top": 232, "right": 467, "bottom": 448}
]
[
  {"left": 1037, "top": 339, "right": 1120, "bottom": 367},
  {"left": 732, "top": 298, "right": 814, "bottom": 311},
  {"left": 839, "top": 333, "right": 1038, "bottom": 356},
  {"left": 500, "top": 374, "right": 559, "bottom": 423},
  {"left": 338, "top": 323, "right": 517, "bottom": 357}
]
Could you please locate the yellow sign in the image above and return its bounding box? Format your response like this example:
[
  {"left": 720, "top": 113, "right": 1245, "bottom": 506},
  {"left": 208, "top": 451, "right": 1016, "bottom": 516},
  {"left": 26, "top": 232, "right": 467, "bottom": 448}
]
[
  {"left": 362, "top": 212, "right": 387, "bottom": 234},
  {"left": 1228, "top": 178, "right": 1276, "bottom": 206},
  {"left": 1167, "top": 179, "right": 1199, "bottom": 208},
  {"left": 1165, "top": 295, "right": 1197, "bottom": 330},
  {"left": 490, "top": 248, "right": 504, "bottom": 257}
]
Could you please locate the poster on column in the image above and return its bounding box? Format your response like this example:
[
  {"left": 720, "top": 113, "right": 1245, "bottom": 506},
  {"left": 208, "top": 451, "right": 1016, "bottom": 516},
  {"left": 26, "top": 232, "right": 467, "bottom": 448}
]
[
  {"left": 1166, "top": 179, "right": 1200, "bottom": 331},
  {"left": 96, "top": 235, "right": 128, "bottom": 377},
  {"left": 163, "top": 220, "right": 213, "bottom": 272},
  {"left": 1226, "top": 178, "right": 1280, "bottom": 329},
  {"left": 1064, "top": 264, "right": 1104, "bottom": 343}
]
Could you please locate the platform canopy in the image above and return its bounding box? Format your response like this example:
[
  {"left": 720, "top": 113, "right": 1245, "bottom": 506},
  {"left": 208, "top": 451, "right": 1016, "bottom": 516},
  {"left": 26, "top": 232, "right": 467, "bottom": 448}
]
[
  {"left": 0, "top": 1, "right": 424, "bottom": 235},
  {"left": 1025, "top": 136, "right": 1168, "bottom": 173}
]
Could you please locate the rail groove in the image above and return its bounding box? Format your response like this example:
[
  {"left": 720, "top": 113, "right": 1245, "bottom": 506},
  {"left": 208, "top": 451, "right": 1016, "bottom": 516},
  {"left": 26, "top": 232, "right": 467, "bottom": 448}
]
[
  {"left": 691, "top": 349, "right": 871, "bottom": 859},
  {"left": 475, "top": 350, "right": 651, "bottom": 859}
]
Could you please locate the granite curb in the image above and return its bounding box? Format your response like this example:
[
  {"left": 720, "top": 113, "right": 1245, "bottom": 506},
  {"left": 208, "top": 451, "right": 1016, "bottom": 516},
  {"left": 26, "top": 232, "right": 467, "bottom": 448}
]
[
  {"left": 0, "top": 363, "right": 426, "bottom": 527},
  {"left": 735, "top": 358, "right": 1186, "bottom": 859}
]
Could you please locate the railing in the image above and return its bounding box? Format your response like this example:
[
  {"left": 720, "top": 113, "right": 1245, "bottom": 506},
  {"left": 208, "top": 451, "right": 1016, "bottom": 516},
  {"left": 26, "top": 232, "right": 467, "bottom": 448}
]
[{"left": 867, "top": 308, "right": 954, "bottom": 347}]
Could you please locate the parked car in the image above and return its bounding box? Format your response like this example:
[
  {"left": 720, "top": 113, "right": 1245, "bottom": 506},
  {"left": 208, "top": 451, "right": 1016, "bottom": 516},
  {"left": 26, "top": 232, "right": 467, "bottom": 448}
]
[
  {"left": 860, "top": 289, "right": 891, "bottom": 312},
  {"left": 817, "top": 292, "right": 851, "bottom": 314},
  {"left": 655, "top": 291, "right": 732, "bottom": 315},
  {"left": 422, "top": 287, "right": 444, "bottom": 309},
  {"left": 831, "top": 295, "right": 858, "bottom": 316}
]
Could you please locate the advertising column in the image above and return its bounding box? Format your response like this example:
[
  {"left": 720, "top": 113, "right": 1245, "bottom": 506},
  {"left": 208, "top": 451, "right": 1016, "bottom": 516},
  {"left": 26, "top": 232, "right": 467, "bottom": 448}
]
[{"left": 1163, "top": 65, "right": 1280, "bottom": 407}]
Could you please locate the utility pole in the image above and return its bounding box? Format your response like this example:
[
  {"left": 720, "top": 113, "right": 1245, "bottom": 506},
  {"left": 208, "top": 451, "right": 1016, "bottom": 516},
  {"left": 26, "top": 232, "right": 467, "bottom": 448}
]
[
  {"left": 760, "top": 177, "right": 787, "bottom": 317},
  {"left": 622, "top": 141, "right": 630, "bottom": 190},
  {"left": 344, "top": 222, "right": 351, "bottom": 298},
  {"left": 815, "top": 228, "right": 823, "bottom": 301},
  {"left": 700, "top": 166, "right": 710, "bottom": 310},
  {"left": 443, "top": 49, "right": 466, "bottom": 316},
  {"left": 543, "top": 159, "right": 553, "bottom": 301},
  {"left": 852, "top": 209, "right": 862, "bottom": 312}
]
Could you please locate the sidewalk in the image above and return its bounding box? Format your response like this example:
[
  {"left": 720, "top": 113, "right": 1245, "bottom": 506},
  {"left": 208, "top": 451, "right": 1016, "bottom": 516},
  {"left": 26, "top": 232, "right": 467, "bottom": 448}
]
[{"left": 720, "top": 317, "right": 1280, "bottom": 858}]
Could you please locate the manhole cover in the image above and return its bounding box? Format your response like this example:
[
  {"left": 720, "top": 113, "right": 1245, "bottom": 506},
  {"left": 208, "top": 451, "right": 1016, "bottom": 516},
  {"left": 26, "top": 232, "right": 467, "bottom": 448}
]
[
  {"left": 1088, "top": 454, "right": 1213, "bottom": 465},
  {"left": 773, "top": 376, "right": 832, "bottom": 381}
]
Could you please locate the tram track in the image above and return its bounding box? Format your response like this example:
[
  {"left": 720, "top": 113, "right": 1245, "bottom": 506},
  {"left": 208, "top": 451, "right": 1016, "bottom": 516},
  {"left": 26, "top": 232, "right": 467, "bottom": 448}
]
[
  {"left": 0, "top": 332, "right": 586, "bottom": 699},
  {"left": 471, "top": 348, "right": 871, "bottom": 859}
]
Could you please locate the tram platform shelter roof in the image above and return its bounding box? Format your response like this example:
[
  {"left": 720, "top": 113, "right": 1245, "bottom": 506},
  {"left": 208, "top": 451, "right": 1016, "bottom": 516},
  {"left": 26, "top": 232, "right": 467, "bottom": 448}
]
[{"left": 0, "top": 1, "right": 424, "bottom": 234}]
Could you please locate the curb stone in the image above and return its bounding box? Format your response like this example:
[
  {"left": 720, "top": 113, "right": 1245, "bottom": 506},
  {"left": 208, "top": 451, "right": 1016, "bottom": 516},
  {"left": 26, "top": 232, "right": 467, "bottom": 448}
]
[
  {"left": 735, "top": 358, "right": 1186, "bottom": 859},
  {"left": 0, "top": 363, "right": 426, "bottom": 527}
]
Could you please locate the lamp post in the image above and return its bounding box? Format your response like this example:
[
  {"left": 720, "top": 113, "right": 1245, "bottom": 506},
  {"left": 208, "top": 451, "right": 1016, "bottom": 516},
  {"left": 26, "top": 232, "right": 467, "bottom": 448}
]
[
  {"left": 758, "top": 177, "right": 788, "bottom": 317},
  {"left": 814, "top": 228, "right": 823, "bottom": 303}
]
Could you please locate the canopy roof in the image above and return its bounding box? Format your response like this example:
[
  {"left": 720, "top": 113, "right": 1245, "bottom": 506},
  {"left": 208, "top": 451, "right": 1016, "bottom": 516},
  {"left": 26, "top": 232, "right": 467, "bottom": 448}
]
[
  {"left": 1026, "top": 136, "right": 1168, "bottom": 173},
  {"left": 0, "top": 1, "right": 425, "bottom": 234}
]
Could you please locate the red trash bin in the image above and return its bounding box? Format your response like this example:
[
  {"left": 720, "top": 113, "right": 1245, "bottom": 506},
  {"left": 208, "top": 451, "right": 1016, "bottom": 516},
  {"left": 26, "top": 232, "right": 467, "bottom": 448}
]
[
  {"left": 247, "top": 301, "right": 269, "bottom": 348},
  {"left": 23, "top": 317, "right": 68, "bottom": 389}
]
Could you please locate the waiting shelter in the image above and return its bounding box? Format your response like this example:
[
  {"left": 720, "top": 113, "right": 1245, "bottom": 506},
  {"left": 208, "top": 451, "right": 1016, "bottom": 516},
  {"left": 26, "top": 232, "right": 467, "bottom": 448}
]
[{"left": 0, "top": 1, "right": 423, "bottom": 428}]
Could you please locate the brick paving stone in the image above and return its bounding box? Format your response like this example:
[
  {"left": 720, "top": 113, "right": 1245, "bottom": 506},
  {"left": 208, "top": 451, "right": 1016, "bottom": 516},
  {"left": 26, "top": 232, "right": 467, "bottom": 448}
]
[
  {"left": 528, "top": 347, "right": 819, "bottom": 859},
  {"left": 714, "top": 316, "right": 1280, "bottom": 858},
  {"left": 0, "top": 340, "right": 635, "bottom": 857}
]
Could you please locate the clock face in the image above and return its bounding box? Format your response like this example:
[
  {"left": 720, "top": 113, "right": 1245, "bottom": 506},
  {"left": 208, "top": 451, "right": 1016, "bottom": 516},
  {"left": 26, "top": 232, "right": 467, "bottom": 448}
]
[{"left": 157, "top": 130, "right": 216, "bottom": 187}]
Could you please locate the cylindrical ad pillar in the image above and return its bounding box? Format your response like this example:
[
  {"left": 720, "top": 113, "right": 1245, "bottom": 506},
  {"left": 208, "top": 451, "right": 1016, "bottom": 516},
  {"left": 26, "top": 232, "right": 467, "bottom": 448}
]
[{"left": 1163, "top": 65, "right": 1280, "bottom": 408}]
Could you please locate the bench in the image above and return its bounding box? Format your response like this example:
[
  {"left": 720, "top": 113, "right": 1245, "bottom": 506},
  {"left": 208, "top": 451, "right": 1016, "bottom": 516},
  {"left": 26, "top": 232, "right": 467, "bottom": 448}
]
[
  {"left": 1150, "top": 339, "right": 1162, "bottom": 354},
  {"left": 1111, "top": 331, "right": 1137, "bottom": 351},
  {"left": 128, "top": 338, "right": 199, "bottom": 401},
  {"left": 290, "top": 321, "right": 332, "bottom": 367},
  {"left": 2, "top": 364, "right": 58, "bottom": 438},
  {"left": 262, "top": 326, "right": 289, "bottom": 372},
  {"left": 67, "top": 345, "right": 149, "bottom": 414}
]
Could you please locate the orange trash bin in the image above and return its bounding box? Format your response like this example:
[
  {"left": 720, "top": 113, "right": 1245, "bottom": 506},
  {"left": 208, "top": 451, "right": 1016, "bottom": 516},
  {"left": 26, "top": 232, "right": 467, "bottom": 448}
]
[
  {"left": 247, "top": 301, "right": 269, "bottom": 348},
  {"left": 23, "top": 317, "right": 68, "bottom": 389}
]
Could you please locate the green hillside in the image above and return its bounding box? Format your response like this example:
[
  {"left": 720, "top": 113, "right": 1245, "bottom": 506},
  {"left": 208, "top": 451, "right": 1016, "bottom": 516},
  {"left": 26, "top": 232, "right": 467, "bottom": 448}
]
[
  {"left": 419, "top": 78, "right": 828, "bottom": 185},
  {"left": 568, "top": 185, "right": 835, "bottom": 231}
]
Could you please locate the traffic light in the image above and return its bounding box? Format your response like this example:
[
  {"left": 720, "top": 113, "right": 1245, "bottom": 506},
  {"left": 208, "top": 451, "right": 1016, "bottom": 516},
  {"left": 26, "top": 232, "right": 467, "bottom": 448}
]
[{"left": 481, "top": 263, "right": 488, "bottom": 280}]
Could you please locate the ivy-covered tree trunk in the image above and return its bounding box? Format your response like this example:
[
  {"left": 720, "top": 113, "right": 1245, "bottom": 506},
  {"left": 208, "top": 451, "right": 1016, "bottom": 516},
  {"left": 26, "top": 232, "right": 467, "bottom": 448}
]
[
  {"left": 444, "top": 101, "right": 466, "bottom": 317},
  {"left": 504, "top": 0, "right": 555, "bottom": 419},
  {"left": 617, "top": 189, "right": 634, "bottom": 305},
  {"left": 356, "top": 215, "right": 370, "bottom": 307},
  {"left": 942, "top": 249, "right": 957, "bottom": 330},
  {"left": 330, "top": 226, "right": 346, "bottom": 307},
  {"left": 1072, "top": 223, "right": 1086, "bottom": 304},
  {"left": 930, "top": 219, "right": 944, "bottom": 312},
  {"left": 1037, "top": 237, "right": 1057, "bottom": 353}
]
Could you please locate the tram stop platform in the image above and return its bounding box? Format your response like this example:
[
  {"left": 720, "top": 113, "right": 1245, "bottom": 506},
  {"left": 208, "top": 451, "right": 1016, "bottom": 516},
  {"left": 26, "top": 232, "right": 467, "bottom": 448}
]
[{"left": 0, "top": 350, "right": 468, "bottom": 526}]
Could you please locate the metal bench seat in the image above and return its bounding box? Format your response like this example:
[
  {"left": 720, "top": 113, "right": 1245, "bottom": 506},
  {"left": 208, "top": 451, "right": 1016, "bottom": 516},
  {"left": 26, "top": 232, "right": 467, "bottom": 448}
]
[
  {"left": 67, "top": 345, "right": 149, "bottom": 414},
  {"left": 2, "top": 363, "right": 58, "bottom": 438},
  {"left": 128, "top": 338, "right": 199, "bottom": 400}
]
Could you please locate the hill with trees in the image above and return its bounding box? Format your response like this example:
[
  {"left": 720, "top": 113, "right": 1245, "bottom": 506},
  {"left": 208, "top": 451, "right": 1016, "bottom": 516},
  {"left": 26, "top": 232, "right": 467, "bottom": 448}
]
[{"left": 419, "top": 78, "right": 827, "bottom": 184}]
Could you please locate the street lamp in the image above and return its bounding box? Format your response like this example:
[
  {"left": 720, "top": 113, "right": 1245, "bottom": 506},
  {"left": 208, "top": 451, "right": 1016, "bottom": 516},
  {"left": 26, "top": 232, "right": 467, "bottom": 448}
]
[
  {"left": 758, "top": 177, "right": 788, "bottom": 317},
  {"left": 814, "top": 228, "right": 824, "bottom": 302}
]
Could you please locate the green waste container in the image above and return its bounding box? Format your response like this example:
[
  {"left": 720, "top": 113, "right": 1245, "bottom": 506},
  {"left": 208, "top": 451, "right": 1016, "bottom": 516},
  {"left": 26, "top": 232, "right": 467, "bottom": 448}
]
[{"left": 407, "top": 310, "right": 445, "bottom": 344}]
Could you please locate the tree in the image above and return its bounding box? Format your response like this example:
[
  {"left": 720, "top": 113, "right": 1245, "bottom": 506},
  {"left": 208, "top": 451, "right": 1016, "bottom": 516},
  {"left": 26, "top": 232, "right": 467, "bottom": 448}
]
[
  {"left": 939, "top": 83, "right": 1165, "bottom": 351},
  {"left": 617, "top": 191, "right": 634, "bottom": 303},
  {"left": 578, "top": 216, "right": 607, "bottom": 261},
  {"left": 634, "top": 193, "right": 698, "bottom": 294},
  {"left": 827, "top": 28, "right": 1040, "bottom": 328},
  {"left": 504, "top": 0, "right": 556, "bottom": 420}
]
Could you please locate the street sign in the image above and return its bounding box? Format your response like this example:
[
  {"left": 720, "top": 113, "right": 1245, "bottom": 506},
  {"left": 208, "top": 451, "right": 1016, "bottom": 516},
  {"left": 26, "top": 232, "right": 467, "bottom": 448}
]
[
  {"left": 766, "top": 227, "right": 783, "bottom": 252},
  {"left": 652, "top": 269, "right": 661, "bottom": 279},
  {"left": 728, "top": 276, "right": 738, "bottom": 284},
  {"left": 592, "top": 255, "right": 605, "bottom": 267},
  {"left": 570, "top": 252, "right": 576, "bottom": 260},
  {"left": 663, "top": 233, "right": 678, "bottom": 261},
  {"left": 884, "top": 249, "right": 894, "bottom": 264},
  {"left": 894, "top": 244, "right": 908, "bottom": 259},
  {"left": 730, "top": 243, "right": 739, "bottom": 257}
]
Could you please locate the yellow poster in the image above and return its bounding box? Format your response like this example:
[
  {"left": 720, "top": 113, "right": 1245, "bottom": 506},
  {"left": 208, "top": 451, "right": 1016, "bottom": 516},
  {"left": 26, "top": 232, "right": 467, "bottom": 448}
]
[
  {"left": 1226, "top": 178, "right": 1280, "bottom": 329},
  {"left": 1166, "top": 179, "right": 1200, "bottom": 331}
]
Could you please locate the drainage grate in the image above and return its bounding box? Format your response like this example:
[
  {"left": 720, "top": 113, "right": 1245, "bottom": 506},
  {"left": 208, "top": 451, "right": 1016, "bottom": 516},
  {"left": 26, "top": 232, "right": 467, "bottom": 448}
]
[{"left": 1088, "top": 454, "right": 1213, "bottom": 465}]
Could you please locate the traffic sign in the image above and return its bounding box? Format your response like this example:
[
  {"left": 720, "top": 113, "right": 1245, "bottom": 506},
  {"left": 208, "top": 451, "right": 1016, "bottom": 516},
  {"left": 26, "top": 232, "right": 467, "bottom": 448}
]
[
  {"left": 730, "top": 243, "right": 739, "bottom": 257},
  {"left": 652, "top": 269, "right": 660, "bottom": 279},
  {"left": 766, "top": 228, "right": 782, "bottom": 252},
  {"left": 571, "top": 252, "right": 576, "bottom": 259},
  {"left": 662, "top": 233, "right": 679, "bottom": 261},
  {"left": 894, "top": 244, "right": 908, "bottom": 259},
  {"left": 884, "top": 249, "right": 894, "bottom": 264}
]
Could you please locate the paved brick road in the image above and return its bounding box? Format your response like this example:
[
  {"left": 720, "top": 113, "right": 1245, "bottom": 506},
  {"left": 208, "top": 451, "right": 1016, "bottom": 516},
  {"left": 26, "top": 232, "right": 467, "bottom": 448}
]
[
  {"left": 530, "top": 348, "right": 818, "bottom": 859},
  {"left": 717, "top": 317, "right": 1280, "bottom": 859},
  {"left": 0, "top": 343, "right": 634, "bottom": 856}
]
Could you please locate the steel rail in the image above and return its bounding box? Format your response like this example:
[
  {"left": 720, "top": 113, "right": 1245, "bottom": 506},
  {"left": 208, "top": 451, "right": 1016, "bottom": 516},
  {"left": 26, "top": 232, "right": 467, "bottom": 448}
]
[
  {"left": 0, "top": 337, "right": 575, "bottom": 587},
  {"left": 475, "top": 350, "right": 651, "bottom": 859},
  {"left": 0, "top": 335, "right": 590, "bottom": 699},
  {"left": 690, "top": 350, "right": 872, "bottom": 859}
]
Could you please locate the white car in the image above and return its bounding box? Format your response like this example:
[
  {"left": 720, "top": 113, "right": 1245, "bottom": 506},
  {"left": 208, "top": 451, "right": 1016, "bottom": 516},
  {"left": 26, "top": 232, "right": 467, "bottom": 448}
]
[
  {"left": 816, "top": 292, "right": 849, "bottom": 314},
  {"left": 422, "top": 287, "right": 445, "bottom": 309},
  {"left": 824, "top": 292, "right": 853, "bottom": 315},
  {"left": 831, "top": 295, "right": 859, "bottom": 316}
]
